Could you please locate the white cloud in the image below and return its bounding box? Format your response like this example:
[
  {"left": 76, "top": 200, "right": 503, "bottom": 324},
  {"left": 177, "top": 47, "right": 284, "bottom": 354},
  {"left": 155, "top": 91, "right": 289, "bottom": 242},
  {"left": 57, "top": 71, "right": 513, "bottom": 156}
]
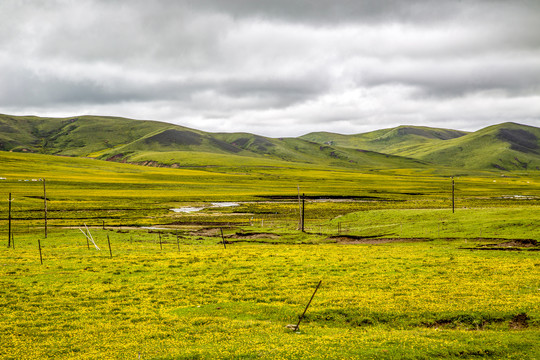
[{"left": 0, "top": 0, "right": 539, "bottom": 136}]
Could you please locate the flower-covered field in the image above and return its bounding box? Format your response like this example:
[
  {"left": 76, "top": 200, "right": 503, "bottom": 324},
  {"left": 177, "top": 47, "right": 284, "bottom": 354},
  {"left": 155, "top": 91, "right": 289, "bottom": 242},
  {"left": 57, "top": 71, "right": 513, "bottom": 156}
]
[
  {"left": 1, "top": 229, "right": 538, "bottom": 359},
  {"left": 1, "top": 151, "right": 539, "bottom": 358}
]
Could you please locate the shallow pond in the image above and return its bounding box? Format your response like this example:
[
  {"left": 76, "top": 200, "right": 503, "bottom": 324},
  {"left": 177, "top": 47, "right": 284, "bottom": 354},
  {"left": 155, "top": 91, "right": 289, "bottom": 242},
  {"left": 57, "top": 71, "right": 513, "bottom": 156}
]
[{"left": 170, "top": 202, "right": 239, "bottom": 213}]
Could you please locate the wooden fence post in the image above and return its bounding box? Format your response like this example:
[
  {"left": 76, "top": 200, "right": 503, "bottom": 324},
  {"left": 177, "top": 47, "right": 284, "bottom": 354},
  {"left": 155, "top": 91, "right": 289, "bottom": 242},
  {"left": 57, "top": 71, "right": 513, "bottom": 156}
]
[
  {"left": 297, "top": 185, "right": 302, "bottom": 230},
  {"left": 294, "top": 280, "right": 322, "bottom": 331},
  {"left": 38, "top": 239, "right": 43, "bottom": 264},
  {"left": 107, "top": 235, "right": 112, "bottom": 258},
  {"left": 452, "top": 177, "right": 455, "bottom": 213},
  {"left": 43, "top": 179, "right": 47, "bottom": 238},
  {"left": 301, "top": 193, "right": 305, "bottom": 232},
  {"left": 8, "top": 193, "right": 12, "bottom": 248},
  {"left": 220, "top": 228, "right": 226, "bottom": 249}
]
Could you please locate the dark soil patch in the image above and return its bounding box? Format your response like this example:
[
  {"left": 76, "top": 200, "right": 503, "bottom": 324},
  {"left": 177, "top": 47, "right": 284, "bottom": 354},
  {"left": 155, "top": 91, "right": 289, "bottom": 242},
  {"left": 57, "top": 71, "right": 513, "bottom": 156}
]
[
  {"left": 483, "top": 239, "right": 538, "bottom": 247},
  {"left": 168, "top": 221, "right": 250, "bottom": 227},
  {"left": 227, "top": 239, "right": 281, "bottom": 245},
  {"left": 228, "top": 232, "right": 280, "bottom": 240},
  {"left": 328, "top": 235, "right": 431, "bottom": 244},
  {"left": 188, "top": 227, "right": 252, "bottom": 237},
  {"left": 461, "top": 247, "right": 540, "bottom": 252},
  {"left": 509, "top": 313, "right": 529, "bottom": 329},
  {"left": 258, "top": 195, "right": 388, "bottom": 201},
  {"left": 189, "top": 228, "right": 223, "bottom": 237},
  {"left": 24, "top": 195, "right": 51, "bottom": 201},
  {"left": 422, "top": 314, "right": 508, "bottom": 330},
  {"left": 106, "top": 153, "right": 125, "bottom": 161},
  {"left": 461, "top": 239, "right": 540, "bottom": 251}
]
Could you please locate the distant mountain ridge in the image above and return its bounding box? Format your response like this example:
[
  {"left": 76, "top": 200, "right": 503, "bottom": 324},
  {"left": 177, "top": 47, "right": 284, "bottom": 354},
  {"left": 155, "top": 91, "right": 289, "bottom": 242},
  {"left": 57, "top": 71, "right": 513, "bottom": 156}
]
[
  {"left": 301, "top": 126, "right": 468, "bottom": 155},
  {"left": 1, "top": 113, "right": 539, "bottom": 171},
  {"left": 302, "top": 123, "right": 540, "bottom": 171}
]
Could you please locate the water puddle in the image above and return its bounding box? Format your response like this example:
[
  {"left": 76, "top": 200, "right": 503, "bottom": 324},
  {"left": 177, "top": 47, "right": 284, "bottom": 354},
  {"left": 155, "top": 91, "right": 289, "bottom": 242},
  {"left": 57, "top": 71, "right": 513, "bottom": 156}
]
[
  {"left": 170, "top": 202, "right": 239, "bottom": 213},
  {"left": 170, "top": 207, "right": 205, "bottom": 213},
  {"left": 211, "top": 202, "right": 239, "bottom": 208}
]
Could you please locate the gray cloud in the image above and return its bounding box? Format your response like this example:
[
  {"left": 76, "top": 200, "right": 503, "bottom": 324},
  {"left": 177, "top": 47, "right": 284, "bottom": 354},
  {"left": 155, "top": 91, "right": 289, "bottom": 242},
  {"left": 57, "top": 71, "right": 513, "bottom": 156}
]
[
  {"left": 0, "top": 0, "right": 539, "bottom": 136},
  {"left": 354, "top": 54, "right": 540, "bottom": 97},
  {"left": 192, "top": 0, "right": 482, "bottom": 25}
]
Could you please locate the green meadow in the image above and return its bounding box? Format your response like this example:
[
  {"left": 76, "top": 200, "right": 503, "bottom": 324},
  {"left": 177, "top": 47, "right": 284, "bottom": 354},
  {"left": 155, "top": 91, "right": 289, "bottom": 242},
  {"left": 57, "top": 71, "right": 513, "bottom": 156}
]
[{"left": 1, "top": 150, "right": 539, "bottom": 359}]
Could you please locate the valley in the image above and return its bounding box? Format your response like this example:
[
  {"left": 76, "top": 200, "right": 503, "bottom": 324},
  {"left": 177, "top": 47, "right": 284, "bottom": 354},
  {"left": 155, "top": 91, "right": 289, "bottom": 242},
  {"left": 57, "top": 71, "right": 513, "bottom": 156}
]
[{"left": 0, "top": 115, "right": 539, "bottom": 359}]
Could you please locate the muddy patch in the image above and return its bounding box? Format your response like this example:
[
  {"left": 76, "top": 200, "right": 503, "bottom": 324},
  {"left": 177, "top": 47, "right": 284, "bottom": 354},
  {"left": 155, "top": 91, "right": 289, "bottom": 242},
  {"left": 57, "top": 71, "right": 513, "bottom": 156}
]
[
  {"left": 169, "top": 221, "right": 249, "bottom": 227},
  {"left": 258, "top": 194, "right": 394, "bottom": 202},
  {"left": 189, "top": 228, "right": 223, "bottom": 237},
  {"left": 188, "top": 227, "right": 260, "bottom": 237},
  {"left": 461, "top": 239, "right": 540, "bottom": 251},
  {"left": 228, "top": 232, "right": 280, "bottom": 240},
  {"left": 184, "top": 230, "right": 281, "bottom": 243},
  {"left": 223, "top": 232, "right": 282, "bottom": 244},
  {"left": 328, "top": 235, "right": 431, "bottom": 244},
  {"left": 482, "top": 239, "right": 538, "bottom": 247},
  {"left": 509, "top": 313, "right": 529, "bottom": 330}
]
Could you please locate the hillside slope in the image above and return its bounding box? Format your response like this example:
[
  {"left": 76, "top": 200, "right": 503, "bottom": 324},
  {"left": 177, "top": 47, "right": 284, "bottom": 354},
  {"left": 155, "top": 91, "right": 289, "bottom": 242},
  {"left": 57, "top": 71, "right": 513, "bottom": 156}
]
[
  {"left": 2, "top": 114, "right": 538, "bottom": 171},
  {"left": 0, "top": 114, "right": 177, "bottom": 156},
  {"left": 301, "top": 126, "right": 468, "bottom": 154},
  {"left": 0, "top": 114, "right": 427, "bottom": 170},
  {"left": 302, "top": 123, "right": 540, "bottom": 171},
  {"left": 414, "top": 123, "right": 540, "bottom": 171}
]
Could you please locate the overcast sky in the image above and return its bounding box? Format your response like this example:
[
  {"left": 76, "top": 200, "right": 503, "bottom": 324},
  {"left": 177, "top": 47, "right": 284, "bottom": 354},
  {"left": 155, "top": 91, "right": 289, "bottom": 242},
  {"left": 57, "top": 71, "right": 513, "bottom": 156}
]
[{"left": 1, "top": 0, "right": 539, "bottom": 137}]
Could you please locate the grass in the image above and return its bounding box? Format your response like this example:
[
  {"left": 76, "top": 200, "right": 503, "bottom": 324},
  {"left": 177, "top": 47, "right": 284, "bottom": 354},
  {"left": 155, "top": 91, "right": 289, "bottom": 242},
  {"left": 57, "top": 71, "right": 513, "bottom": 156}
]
[
  {"left": 0, "top": 114, "right": 436, "bottom": 170},
  {"left": 4, "top": 114, "right": 539, "bottom": 172},
  {"left": 302, "top": 122, "right": 540, "bottom": 171},
  {"left": 0, "top": 150, "right": 539, "bottom": 359},
  {"left": 1, "top": 151, "right": 538, "bottom": 231},
  {"left": 325, "top": 207, "right": 540, "bottom": 240},
  {"left": 300, "top": 125, "right": 468, "bottom": 155},
  {"left": 0, "top": 229, "right": 538, "bottom": 359}
]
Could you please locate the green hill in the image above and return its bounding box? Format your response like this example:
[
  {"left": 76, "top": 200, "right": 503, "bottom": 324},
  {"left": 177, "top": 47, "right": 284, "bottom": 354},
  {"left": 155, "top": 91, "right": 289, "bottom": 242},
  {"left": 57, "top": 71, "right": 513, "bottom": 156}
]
[
  {"left": 301, "top": 126, "right": 468, "bottom": 155},
  {"left": 302, "top": 123, "right": 540, "bottom": 171},
  {"left": 2, "top": 114, "right": 538, "bottom": 171},
  {"left": 412, "top": 122, "right": 540, "bottom": 171},
  {"left": 104, "top": 132, "right": 427, "bottom": 170},
  {"left": 0, "top": 114, "right": 427, "bottom": 170},
  {"left": 0, "top": 114, "right": 176, "bottom": 156}
]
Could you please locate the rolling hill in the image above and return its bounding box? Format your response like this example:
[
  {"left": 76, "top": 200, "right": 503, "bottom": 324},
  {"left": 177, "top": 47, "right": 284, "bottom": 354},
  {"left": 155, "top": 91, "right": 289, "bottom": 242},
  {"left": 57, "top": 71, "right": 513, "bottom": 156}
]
[
  {"left": 301, "top": 125, "right": 468, "bottom": 155},
  {"left": 0, "top": 114, "right": 427, "bottom": 170},
  {"left": 1, "top": 113, "right": 539, "bottom": 171},
  {"left": 302, "top": 123, "right": 540, "bottom": 171},
  {"left": 412, "top": 123, "right": 540, "bottom": 171}
]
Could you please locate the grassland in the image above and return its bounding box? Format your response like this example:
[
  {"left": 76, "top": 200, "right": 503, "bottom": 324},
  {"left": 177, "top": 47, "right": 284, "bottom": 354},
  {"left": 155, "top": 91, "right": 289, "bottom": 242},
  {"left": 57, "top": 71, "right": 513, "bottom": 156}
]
[
  {"left": 1, "top": 150, "right": 539, "bottom": 359},
  {"left": 0, "top": 114, "right": 433, "bottom": 170},
  {"left": 1, "top": 230, "right": 539, "bottom": 359},
  {"left": 3, "top": 114, "right": 540, "bottom": 172},
  {"left": 302, "top": 122, "right": 540, "bottom": 171}
]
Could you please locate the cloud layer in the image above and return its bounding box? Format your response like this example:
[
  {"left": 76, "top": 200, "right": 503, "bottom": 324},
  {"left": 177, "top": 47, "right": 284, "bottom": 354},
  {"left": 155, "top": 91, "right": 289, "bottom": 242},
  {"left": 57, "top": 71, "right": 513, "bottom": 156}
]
[{"left": 1, "top": 0, "right": 539, "bottom": 136}]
